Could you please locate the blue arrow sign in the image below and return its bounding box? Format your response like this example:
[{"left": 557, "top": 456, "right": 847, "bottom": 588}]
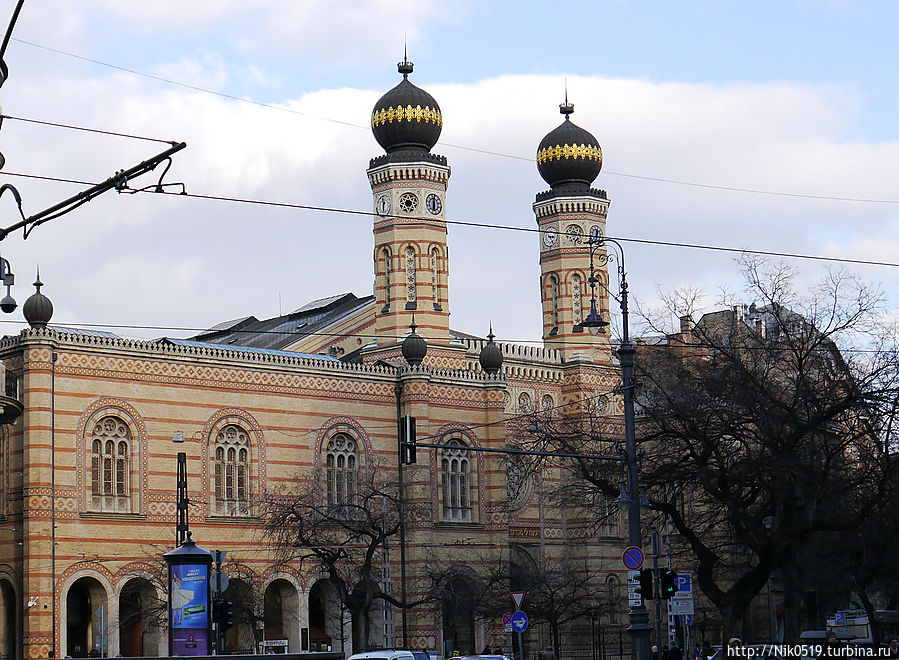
[{"left": 510, "top": 610, "right": 529, "bottom": 633}]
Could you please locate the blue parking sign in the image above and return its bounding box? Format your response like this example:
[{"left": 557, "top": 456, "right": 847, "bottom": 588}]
[{"left": 675, "top": 573, "right": 692, "bottom": 593}]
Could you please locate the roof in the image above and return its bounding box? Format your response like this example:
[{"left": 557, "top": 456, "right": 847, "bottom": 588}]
[
  {"left": 193, "top": 292, "right": 375, "bottom": 351},
  {"left": 155, "top": 337, "right": 339, "bottom": 362}
]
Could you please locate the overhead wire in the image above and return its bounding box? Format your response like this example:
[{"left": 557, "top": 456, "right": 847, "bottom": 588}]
[
  {"left": 3, "top": 167, "right": 899, "bottom": 270},
  {"left": 10, "top": 36, "right": 899, "bottom": 206}
]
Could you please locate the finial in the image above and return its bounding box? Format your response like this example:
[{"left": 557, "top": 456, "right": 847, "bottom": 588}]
[
  {"left": 487, "top": 321, "right": 495, "bottom": 342},
  {"left": 34, "top": 265, "right": 42, "bottom": 290},
  {"left": 409, "top": 314, "right": 417, "bottom": 333},
  {"left": 560, "top": 78, "right": 574, "bottom": 118},
  {"left": 398, "top": 37, "right": 413, "bottom": 77}
]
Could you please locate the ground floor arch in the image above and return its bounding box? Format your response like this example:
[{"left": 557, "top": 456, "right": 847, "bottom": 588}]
[
  {"left": 0, "top": 579, "right": 16, "bottom": 659},
  {"left": 65, "top": 575, "right": 109, "bottom": 658},
  {"left": 118, "top": 576, "right": 163, "bottom": 657},
  {"left": 264, "top": 578, "right": 300, "bottom": 652},
  {"left": 441, "top": 576, "right": 476, "bottom": 657},
  {"left": 308, "top": 579, "right": 347, "bottom": 654},
  {"left": 223, "top": 577, "right": 257, "bottom": 653}
]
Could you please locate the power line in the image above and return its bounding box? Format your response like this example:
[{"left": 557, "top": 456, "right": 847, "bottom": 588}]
[
  {"left": 1, "top": 114, "right": 175, "bottom": 144},
  {"left": 11, "top": 37, "right": 899, "bottom": 206},
  {"left": 3, "top": 168, "right": 899, "bottom": 270}
]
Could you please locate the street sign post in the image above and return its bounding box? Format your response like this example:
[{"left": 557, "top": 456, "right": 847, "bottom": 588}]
[{"left": 510, "top": 610, "right": 529, "bottom": 660}]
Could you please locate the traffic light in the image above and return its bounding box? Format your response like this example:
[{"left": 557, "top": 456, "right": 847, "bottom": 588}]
[
  {"left": 399, "top": 414, "right": 417, "bottom": 465},
  {"left": 636, "top": 568, "right": 653, "bottom": 600},
  {"left": 221, "top": 599, "right": 234, "bottom": 632},
  {"left": 660, "top": 569, "right": 678, "bottom": 599}
]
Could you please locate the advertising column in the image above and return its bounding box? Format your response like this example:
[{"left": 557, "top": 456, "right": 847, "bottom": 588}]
[{"left": 164, "top": 532, "right": 213, "bottom": 656}]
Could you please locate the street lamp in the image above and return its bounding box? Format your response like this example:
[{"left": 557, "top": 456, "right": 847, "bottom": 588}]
[
  {"left": 395, "top": 318, "right": 427, "bottom": 649},
  {"left": 581, "top": 235, "right": 652, "bottom": 660},
  {"left": 172, "top": 431, "right": 189, "bottom": 547}
]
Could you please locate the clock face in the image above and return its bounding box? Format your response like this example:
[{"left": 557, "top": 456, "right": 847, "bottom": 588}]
[
  {"left": 543, "top": 227, "right": 558, "bottom": 247},
  {"left": 566, "top": 224, "right": 583, "bottom": 244},
  {"left": 426, "top": 193, "right": 442, "bottom": 215},
  {"left": 589, "top": 225, "right": 604, "bottom": 242},
  {"left": 398, "top": 192, "right": 419, "bottom": 213},
  {"left": 376, "top": 195, "right": 391, "bottom": 216}
]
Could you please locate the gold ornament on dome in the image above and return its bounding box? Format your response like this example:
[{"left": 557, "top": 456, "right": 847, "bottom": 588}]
[
  {"left": 536, "top": 142, "right": 603, "bottom": 165},
  {"left": 371, "top": 104, "right": 443, "bottom": 128}
]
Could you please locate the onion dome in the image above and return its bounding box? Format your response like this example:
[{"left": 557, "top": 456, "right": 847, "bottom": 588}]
[
  {"left": 371, "top": 57, "right": 442, "bottom": 156},
  {"left": 478, "top": 325, "right": 503, "bottom": 374},
  {"left": 401, "top": 318, "right": 427, "bottom": 366},
  {"left": 23, "top": 270, "right": 52, "bottom": 328},
  {"left": 536, "top": 98, "right": 602, "bottom": 191}
]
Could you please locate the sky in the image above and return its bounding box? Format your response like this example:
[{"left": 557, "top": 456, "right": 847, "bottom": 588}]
[{"left": 0, "top": 0, "right": 897, "bottom": 345}]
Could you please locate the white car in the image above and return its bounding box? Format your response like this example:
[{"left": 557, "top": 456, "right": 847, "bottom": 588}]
[{"left": 348, "top": 651, "right": 417, "bottom": 660}]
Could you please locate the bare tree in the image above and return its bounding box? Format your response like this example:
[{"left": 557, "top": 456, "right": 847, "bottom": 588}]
[
  {"left": 261, "top": 461, "right": 428, "bottom": 651},
  {"left": 519, "top": 260, "right": 899, "bottom": 643}
]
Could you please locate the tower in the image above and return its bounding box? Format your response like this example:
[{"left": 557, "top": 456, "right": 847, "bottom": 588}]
[
  {"left": 534, "top": 97, "right": 611, "bottom": 360},
  {"left": 367, "top": 56, "right": 451, "bottom": 345}
]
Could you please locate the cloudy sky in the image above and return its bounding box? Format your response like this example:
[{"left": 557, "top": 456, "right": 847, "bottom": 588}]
[{"left": 0, "top": 0, "right": 897, "bottom": 344}]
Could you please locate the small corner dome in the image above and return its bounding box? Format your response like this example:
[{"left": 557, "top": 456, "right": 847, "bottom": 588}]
[
  {"left": 23, "top": 275, "right": 53, "bottom": 328},
  {"left": 537, "top": 100, "right": 602, "bottom": 190},
  {"left": 401, "top": 319, "right": 428, "bottom": 366},
  {"left": 478, "top": 328, "right": 503, "bottom": 374},
  {"left": 371, "top": 58, "right": 442, "bottom": 155}
]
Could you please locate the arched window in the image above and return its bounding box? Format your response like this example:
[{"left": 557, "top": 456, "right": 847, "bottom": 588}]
[
  {"left": 430, "top": 247, "right": 440, "bottom": 307},
  {"left": 90, "top": 416, "right": 131, "bottom": 512},
  {"left": 440, "top": 439, "right": 471, "bottom": 522},
  {"left": 380, "top": 247, "right": 392, "bottom": 312},
  {"left": 325, "top": 433, "right": 358, "bottom": 508},
  {"left": 213, "top": 425, "right": 251, "bottom": 515},
  {"left": 605, "top": 575, "right": 620, "bottom": 624},
  {"left": 572, "top": 273, "right": 583, "bottom": 325},
  {"left": 550, "top": 275, "right": 560, "bottom": 329},
  {"left": 405, "top": 246, "right": 416, "bottom": 303},
  {"left": 599, "top": 494, "right": 620, "bottom": 537}
]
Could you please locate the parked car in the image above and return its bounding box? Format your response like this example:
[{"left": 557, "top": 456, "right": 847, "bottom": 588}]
[{"left": 349, "top": 650, "right": 417, "bottom": 660}]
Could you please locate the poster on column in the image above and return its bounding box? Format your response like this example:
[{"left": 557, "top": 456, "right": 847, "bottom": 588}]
[{"left": 171, "top": 563, "right": 210, "bottom": 655}]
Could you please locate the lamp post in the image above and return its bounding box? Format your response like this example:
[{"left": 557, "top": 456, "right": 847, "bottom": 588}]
[
  {"left": 581, "top": 235, "right": 652, "bottom": 660},
  {"left": 172, "top": 432, "right": 189, "bottom": 546},
  {"left": 396, "top": 318, "right": 427, "bottom": 649}
]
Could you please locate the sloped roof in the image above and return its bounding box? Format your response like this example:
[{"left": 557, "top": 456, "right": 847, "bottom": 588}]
[{"left": 193, "top": 292, "right": 375, "bottom": 351}]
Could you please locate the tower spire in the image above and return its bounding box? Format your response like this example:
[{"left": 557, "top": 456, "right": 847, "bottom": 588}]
[
  {"left": 560, "top": 77, "right": 574, "bottom": 117},
  {"left": 398, "top": 35, "right": 413, "bottom": 77}
]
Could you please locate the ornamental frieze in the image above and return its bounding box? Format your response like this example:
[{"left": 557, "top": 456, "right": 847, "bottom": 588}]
[
  {"left": 536, "top": 142, "right": 602, "bottom": 164},
  {"left": 371, "top": 104, "right": 442, "bottom": 128}
]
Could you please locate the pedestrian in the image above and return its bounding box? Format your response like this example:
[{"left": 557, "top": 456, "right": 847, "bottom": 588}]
[
  {"left": 652, "top": 645, "right": 660, "bottom": 660},
  {"left": 669, "top": 644, "right": 684, "bottom": 660},
  {"left": 663, "top": 645, "right": 671, "bottom": 660},
  {"left": 821, "top": 630, "right": 842, "bottom": 658},
  {"left": 701, "top": 640, "right": 714, "bottom": 660},
  {"left": 693, "top": 644, "right": 702, "bottom": 660},
  {"left": 727, "top": 638, "right": 743, "bottom": 658},
  {"left": 483, "top": 647, "right": 492, "bottom": 655},
  {"left": 886, "top": 637, "right": 898, "bottom": 660}
]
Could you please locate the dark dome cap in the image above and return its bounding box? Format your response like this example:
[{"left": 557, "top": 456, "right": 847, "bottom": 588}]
[
  {"left": 478, "top": 325, "right": 503, "bottom": 374},
  {"left": 537, "top": 100, "right": 602, "bottom": 191},
  {"left": 401, "top": 317, "right": 428, "bottom": 366},
  {"left": 371, "top": 58, "right": 442, "bottom": 155},
  {"left": 23, "top": 270, "right": 53, "bottom": 328}
]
